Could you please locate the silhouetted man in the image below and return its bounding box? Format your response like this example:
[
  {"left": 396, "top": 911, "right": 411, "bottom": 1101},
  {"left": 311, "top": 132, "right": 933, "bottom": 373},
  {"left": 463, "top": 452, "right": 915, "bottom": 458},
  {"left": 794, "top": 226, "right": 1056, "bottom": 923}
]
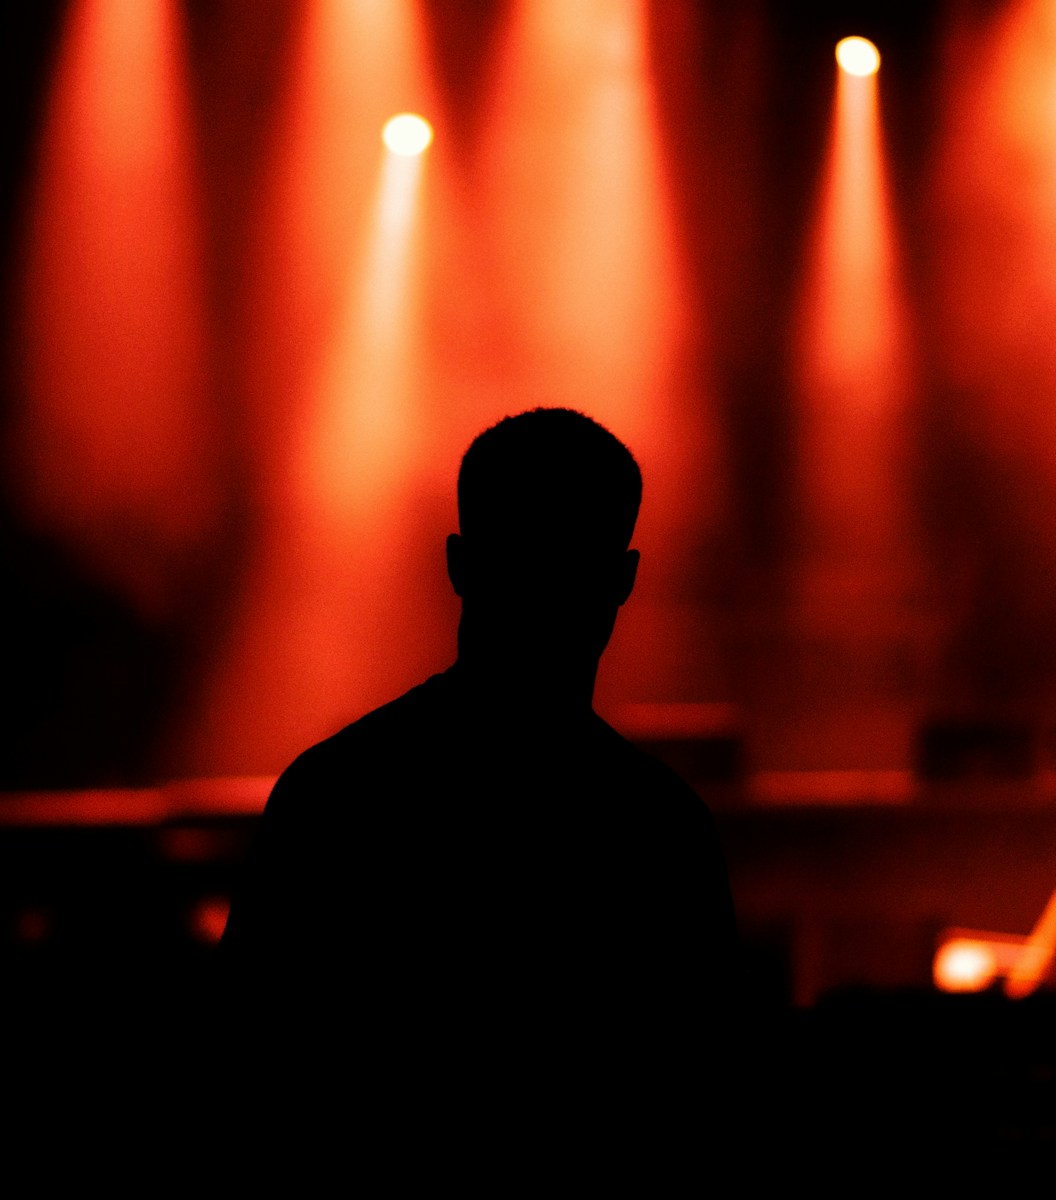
[{"left": 220, "top": 408, "right": 737, "bottom": 1149}]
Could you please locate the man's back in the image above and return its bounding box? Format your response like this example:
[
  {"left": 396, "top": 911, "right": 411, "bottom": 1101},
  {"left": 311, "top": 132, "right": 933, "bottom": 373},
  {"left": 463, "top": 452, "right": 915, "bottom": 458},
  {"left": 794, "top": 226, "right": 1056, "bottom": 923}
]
[{"left": 222, "top": 667, "right": 737, "bottom": 1065}]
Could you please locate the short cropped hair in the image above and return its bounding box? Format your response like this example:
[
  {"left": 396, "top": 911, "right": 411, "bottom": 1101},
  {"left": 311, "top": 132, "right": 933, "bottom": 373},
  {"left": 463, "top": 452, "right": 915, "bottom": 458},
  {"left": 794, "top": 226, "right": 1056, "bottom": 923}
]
[{"left": 457, "top": 408, "right": 642, "bottom": 553}]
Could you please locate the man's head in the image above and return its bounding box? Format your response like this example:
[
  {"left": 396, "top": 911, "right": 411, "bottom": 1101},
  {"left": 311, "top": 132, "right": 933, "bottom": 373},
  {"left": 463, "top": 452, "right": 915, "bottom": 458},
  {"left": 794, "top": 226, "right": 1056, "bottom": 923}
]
[
  {"left": 447, "top": 408, "right": 642, "bottom": 680},
  {"left": 456, "top": 407, "right": 641, "bottom": 555}
]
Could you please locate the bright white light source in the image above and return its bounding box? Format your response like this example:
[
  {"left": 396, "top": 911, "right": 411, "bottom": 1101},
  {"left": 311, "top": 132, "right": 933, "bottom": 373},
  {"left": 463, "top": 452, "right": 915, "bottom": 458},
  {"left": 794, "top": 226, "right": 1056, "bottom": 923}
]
[
  {"left": 933, "top": 939, "right": 996, "bottom": 993},
  {"left": 382, "top": 113, "right": 433, "bottom": 157},
  {"left": 836, "top": 36, "right": 881, "bottom": 77}
]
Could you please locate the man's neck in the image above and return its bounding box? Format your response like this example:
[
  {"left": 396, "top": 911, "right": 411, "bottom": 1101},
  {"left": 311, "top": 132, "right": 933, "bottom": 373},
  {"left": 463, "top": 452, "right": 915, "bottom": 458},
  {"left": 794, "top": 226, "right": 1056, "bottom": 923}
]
[{"left": 449, "top": 642, "right": 598, "bottom": 721}]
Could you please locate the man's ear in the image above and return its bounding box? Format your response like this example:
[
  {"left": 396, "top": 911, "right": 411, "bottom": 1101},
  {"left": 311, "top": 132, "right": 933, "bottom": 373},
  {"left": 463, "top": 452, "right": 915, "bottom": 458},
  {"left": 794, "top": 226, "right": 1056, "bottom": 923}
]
[
  {"left": 616, "top": 548, "right": 639, "bottom": 606},
  {"left": 446, "top": 533, "right": 465, "bottom": 597}
]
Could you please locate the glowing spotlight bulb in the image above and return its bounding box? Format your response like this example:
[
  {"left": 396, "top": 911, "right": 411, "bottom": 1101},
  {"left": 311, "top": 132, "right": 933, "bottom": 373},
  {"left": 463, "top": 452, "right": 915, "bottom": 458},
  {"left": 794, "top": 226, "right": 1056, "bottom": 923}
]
[
  {"left": 382, "top": 113, "right": 433, "bottom": 157},
  {"left": 835, "top": 36, "right": 880, "bottom": 77},
  {"left": 933, "top": 939, "right": 996, "bottom": 994}
]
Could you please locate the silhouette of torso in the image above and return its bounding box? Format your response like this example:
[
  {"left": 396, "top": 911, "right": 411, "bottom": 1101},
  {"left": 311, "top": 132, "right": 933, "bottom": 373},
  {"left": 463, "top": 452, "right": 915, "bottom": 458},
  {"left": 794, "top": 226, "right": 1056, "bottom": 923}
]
[{"left": 221, "top": 667, "right": 737, "bottom": 1117}]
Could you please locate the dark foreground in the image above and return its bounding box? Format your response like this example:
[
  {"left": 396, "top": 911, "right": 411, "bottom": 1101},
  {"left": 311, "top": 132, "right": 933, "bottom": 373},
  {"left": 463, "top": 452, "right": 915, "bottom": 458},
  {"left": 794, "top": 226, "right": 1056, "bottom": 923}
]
[{"left": 3, "top": 958, "right": 1051, "bottom": 1189}]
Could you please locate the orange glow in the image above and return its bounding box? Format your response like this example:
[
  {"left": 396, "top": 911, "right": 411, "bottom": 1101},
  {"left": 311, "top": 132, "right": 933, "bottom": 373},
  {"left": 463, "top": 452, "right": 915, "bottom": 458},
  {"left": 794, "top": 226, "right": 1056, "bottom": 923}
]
[
  {"left": 1004, "top": 886, "right": 1056, "bottom": 999},
  {"left": 800, "top": 66, "right": 905, "bottom": 425},
  {"left": 479, "top": 0, "right": 686, "bottom": 440},
  {"left": 934, "top": 939, "right": 998, "bottom": 992},
  {"left": 174, "top": 0, "right": 453, "bottom": 775},
  {"left": 479, "top": 0, "right": 715, "bottom": 713},
  {"left": 928, "top": 0, "right": 1056, "bottom": 643},
  {"left": 382, "top": 112, "right": 433, "bottom": 156},
  {"left": 836, "top": 36, "right": 880, "bottom": 77},
  {"left": 161, "top": 0, "right": 716, "bottom": 775},
  {"left": 799, "top": 52, "right": 907, "bottom": 544},
  {"left": 783, "top": 30, "right": 918, "bottom": 776},
  {"left": 302, "top": 142, "right": 428, "bottom": 521},
  {"left": 12, "top": 0, "right": 213, "bottom": 619},
  {"left": 934, "top": 926, "right": 1056, "bottom": 996}
]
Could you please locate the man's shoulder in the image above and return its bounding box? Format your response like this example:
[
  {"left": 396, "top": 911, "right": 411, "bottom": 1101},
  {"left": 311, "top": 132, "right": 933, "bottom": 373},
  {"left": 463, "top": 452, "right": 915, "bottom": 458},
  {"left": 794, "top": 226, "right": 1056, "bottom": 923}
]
[
  {"left": 592, "top": 714, "right": 702, "bottom": 794},
  {"left": 585, "top": 714, "right": 722, "bottom": 830},
  {"left": 325, "top": 672, "right": 448, "bottom": 744},
  {"left": 270, "top": 672, "right": 451, "bottom": 800},
  {"left": 310, "top": 672, "right": 448, "bottom": 751}
]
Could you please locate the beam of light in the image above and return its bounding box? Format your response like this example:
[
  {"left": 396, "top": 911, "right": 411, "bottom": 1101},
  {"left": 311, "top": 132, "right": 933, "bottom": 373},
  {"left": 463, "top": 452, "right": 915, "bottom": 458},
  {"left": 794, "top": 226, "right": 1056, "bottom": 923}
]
[
  {"left": 836, "top": 36, "right": 880, "bottom": 77},
  {"left": 787, "top": 32, "right": 917, "bottom": 773},
  {"left": 303, "top": 136, "right": 428, "bottom": 522},
  {"left": 10, "top": 0, "right": 213, "bottom": 621},
  {"left": 174, "top": 1, "right": 452, "bottom": 776},
  {"left": 799, "top": 56, "right": 907, "bottom": 466},
  {"left": 478, "top": 0, "right": 685, "bottom": 439},
  {"left": 925, "top": 0, "right": 1056, "bottom": 714},
  {"left": 1004, "top": 886, "right": 1056, "bottom": 998},
  {"left": 383, "top": 112, "right": 433, "bottom": 156},
  {"left": 477, "top": 0, "right": 718, "bottom": 714}
]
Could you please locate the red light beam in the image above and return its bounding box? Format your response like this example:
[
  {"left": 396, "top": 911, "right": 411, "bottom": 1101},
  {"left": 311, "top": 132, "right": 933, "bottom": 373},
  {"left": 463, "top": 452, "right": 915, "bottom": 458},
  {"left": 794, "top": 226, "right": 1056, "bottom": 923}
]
[
  {"left": 794, "top": 43, "right": 915, "bottom": 586},
  {"left": 176, "top": 1, "right": 450, "bottom": 776},
  {"left": 11, "top": 0, "right": 213, "bottom": 620}
]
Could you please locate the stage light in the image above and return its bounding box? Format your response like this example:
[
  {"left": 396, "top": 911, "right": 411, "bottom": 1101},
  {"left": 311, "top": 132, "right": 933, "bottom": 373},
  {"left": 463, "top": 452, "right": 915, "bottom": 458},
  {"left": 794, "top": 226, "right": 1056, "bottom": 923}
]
[
  {"left": 793, "top": 8, "right": 909, "bottom": 682},
  {"left": 836, "top": 36, "right": 880, "bottom": 76},
  {"left": 382, "top": 112, "right": 433, "bottom": 156},
  {"left": 177, "top": 0, "right": 451, "bottom": 776},
  {"left": 933, "top": 938, "right": 996, "bottom": 993}
]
